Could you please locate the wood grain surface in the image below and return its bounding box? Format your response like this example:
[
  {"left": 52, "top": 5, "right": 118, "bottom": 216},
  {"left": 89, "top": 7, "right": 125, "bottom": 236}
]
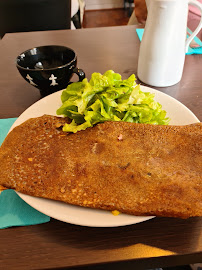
[
  {"left": 0, "top": 26, "right": 201, "bottom": 269},
  {"left": 83, "top": 8, "right": 129, "bottom": 28}
]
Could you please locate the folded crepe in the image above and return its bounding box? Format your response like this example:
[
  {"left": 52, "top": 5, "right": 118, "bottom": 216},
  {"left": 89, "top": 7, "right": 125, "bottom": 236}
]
[{"left": 0, "top": 115, "right": 201, "bottom": 218}]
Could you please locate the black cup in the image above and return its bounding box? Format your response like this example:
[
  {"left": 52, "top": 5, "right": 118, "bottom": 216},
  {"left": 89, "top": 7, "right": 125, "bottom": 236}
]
[{"left": 16, "top": 45, "right": 85, "bottom": 96}]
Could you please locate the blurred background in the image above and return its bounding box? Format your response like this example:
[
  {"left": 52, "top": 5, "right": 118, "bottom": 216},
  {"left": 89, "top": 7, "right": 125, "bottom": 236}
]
[
  {"left": 83, "top": 0, "right": 132, "bottom": 28},
  {"left": 0, "top": 0, "right": 133, "bottom": 38}
]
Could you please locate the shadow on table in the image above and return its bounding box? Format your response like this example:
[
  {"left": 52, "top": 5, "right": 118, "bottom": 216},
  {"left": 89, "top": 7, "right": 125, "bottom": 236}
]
[{"left": 36, "top": 216, "right": 201, "bottom": 254}]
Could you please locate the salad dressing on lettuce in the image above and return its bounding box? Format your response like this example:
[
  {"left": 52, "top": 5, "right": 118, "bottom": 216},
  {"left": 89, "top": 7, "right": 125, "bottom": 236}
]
[{"left": 56, "top": 70, "right": 170, "bottom": 133}]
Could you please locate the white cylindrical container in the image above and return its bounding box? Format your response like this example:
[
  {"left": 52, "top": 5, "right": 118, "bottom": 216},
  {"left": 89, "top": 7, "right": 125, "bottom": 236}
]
[{"left": 137, "top": 0, "right": 202, "bottom": 87}]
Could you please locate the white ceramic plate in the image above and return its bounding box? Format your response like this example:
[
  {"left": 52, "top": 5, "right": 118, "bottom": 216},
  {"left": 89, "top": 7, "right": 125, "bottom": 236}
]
[{"left": 10, "top": 86, "right": 199, "bottom": 227}]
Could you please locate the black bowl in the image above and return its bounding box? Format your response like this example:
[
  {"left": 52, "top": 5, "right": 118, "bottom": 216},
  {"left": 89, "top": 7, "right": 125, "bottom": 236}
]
[{"left": 16, "top": 45, "right": 85, "bottom": 96}]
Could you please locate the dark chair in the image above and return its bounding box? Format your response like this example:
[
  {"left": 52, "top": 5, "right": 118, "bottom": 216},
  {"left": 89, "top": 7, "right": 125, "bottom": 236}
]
[
  {"left": 124, "top": 0, "right": 134, "bottom": 17},
  {"left": 0, "top": 0, "right": 71, "bottom": 38},
  {"left": 72, "top": 9, "right": 82, "bottom": 29}
]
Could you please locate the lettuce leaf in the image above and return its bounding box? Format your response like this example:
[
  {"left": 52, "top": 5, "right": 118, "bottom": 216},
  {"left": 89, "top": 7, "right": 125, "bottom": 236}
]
[{"left": 56, "top": 70, "right": 170, "bottom": 133}]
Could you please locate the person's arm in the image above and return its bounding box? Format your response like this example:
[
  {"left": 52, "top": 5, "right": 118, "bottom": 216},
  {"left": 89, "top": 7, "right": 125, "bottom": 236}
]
[{"left": 134, "top": 0, "right": 147, "bottom": 23}]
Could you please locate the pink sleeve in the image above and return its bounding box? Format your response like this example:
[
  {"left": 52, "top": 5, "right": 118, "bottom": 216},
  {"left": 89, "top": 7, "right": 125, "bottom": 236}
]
[{"left": 189, "top": 0, "right": 202, "bottom": 17}]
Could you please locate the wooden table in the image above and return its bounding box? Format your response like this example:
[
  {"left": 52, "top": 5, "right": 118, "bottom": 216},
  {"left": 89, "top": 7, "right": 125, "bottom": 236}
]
[{"left": 0, "top": 26, "right": 201, "bottom": 270}]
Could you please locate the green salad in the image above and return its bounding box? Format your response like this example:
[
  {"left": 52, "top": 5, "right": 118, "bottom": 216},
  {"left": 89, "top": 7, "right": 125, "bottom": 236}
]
[{"left": 56, "top": 70, "right": 170, "bottom": 133}]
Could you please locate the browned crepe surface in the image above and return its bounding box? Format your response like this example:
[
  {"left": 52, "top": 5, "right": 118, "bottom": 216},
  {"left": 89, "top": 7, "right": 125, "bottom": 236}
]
[
  {"left": 0, "top": 115, "right": 201, "bottom": 218},
  {"left": 0, "top": 185, "right": 6, "bottom": 193}
]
